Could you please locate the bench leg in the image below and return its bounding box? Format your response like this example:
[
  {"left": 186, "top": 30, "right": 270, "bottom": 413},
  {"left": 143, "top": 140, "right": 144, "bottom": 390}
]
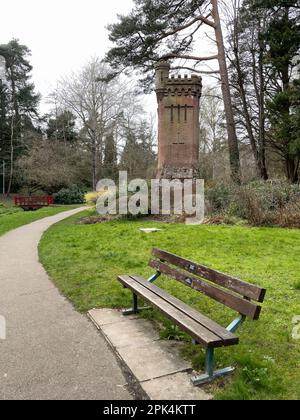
[
  {"left": 191, "top": 348, "right": 235, "bottom": 386},
  {"left": 122, "top": 293, "right": 138, "bottom": 316},
  {"left": 205, "top": 348, "right": 214, "bottom": 377},
  {"left": 133, "top": 293, "right": 138, "bottom": 313}
]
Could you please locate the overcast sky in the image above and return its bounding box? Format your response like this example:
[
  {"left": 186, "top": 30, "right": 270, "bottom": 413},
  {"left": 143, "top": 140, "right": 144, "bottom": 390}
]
[
  {"left": 0, "top": 0, "right": 136, "bottom": 111},
  {"left": 0, "top": 0, "right": 218, "bottom": 115}
]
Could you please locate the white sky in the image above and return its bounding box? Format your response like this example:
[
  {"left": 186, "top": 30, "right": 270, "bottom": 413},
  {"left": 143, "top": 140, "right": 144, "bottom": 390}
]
[
  {"left": 0, "top": 0, "right": 137, "bottom": 112},
  {"left": 0, "top": 0, "right": 217, "bottom": 115}
]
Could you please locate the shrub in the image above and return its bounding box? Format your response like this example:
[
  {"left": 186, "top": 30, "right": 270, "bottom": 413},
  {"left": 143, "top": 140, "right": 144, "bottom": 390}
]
[
  {"left": 236, "top": 187, "right": 274, "bottom": 225},
  {"left": 206, "top": 180, "right": 300, "bottom": 227},
  {"left": 85, "top": 191, "right": 105, "bottom": 205},
  {"left": 17, "top": 187, "right": 47, "bottom": 196},
  {"left": 54, "top": 186, "right": 86, "bottom": 205},
  {"left": 275, "top": 193, "right": 300, "bottom": 228},
  {"left": 206, "top": 184, "right": 233, "bottom": 214},
  {"left": 236, "top": 181, "right": 300, "bottom": 226}
]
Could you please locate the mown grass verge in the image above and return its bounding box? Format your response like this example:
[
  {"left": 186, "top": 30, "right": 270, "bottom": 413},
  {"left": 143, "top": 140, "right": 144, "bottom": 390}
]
[
  {"left": 39, "top": 210, "right": 300, "bottom": 400},
  {"left": 0, "top": 204, "right": 81, "bottom": 236}
]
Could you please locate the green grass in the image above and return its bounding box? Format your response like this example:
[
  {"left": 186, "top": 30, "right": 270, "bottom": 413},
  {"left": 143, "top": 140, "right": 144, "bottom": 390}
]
[
  {"left": 294, "top": 281, "right": 300, "bottom": 291},
  {"left": 0, "top": 203, "right": 81, "bottom": 236},
  {"left": 39, "top": 211, "right": 300, "bottom": 400}
]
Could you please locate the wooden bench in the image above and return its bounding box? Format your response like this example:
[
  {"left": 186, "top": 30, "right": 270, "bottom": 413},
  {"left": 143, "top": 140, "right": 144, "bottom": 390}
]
[
  {"left": 118, "top": 248, "right": 266, "bottom": 385},
  {"left": 14, "top": 196, "right": 54, "bottom": 211}
]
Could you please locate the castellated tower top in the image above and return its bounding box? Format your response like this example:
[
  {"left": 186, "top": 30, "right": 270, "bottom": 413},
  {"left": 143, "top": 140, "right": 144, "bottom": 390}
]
[
  {"left": 154, "top": 60, "right": 171, "bottom": 90},
  {"left": 154, "top": 60, "right": 202, "bottom": 101}
]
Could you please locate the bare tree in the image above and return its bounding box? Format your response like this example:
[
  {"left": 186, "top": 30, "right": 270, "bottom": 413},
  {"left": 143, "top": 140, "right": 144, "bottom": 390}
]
[
  {"left": 225, "top": 0, "right": 269, "bottom": 180},
  {"left": 211, "top": 0, "right": 241, "bottom": 183},
  {"left": 199, "top": 87, "right": 228, "bottom": 180},
  {"left": 53, "top": 58, "right": 140, "bottom": 189}
]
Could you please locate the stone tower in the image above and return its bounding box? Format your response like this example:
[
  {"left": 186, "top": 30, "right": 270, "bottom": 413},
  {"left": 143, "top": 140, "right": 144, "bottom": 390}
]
[{"left": 155, "top": 60, "right": 202, "bottom": 180}]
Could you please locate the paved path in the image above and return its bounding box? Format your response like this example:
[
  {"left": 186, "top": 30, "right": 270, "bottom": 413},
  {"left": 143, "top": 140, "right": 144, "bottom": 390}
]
[{"left": 0, "top": 208, "right": 132, "bottom": 400}]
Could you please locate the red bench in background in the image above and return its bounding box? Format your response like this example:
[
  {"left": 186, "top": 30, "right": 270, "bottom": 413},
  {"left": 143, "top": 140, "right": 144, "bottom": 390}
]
[{"left": 14, "top": 196, "right": 54, "bottom": 211}]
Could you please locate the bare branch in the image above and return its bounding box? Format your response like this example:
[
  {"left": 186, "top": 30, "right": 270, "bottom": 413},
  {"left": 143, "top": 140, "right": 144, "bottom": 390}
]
[
  {"left": 171, "top": 66, "right": 220, "bottom": 74},
  {"left": 158, "top": 14, "right": 216, "bottom": 42},
  {"left": 161, "top": 53, "right": 218, "bottom": 61}
]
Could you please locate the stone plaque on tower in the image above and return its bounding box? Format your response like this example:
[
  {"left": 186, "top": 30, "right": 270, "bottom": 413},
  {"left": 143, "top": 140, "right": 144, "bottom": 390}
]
[{"left": 155, "top": 60, "right": 202, "bottom": 180}]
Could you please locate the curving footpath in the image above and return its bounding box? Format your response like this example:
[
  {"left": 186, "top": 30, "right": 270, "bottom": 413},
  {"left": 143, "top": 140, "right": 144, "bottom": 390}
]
[{"left": 0, "top": 208, "right": 132, "bottom": 400}]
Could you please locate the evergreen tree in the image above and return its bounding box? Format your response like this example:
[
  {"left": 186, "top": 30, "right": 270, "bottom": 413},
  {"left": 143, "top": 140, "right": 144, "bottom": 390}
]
[
  {"left": 120, "top": 120, "right": 156, "bottom": 179},
  {"left": 260, "top": 1, "right": 300, "bottom": 182},
  {"left": 0, "top": 80, "right": 9, "bottom": 156},
  {"left": 46, "top": 110, "right": 78, "bottom": 143},
  {"left": 103, "top": 132, "right": 118, "bottom": 179},
  {"left": 120, "top": 128, "right": 139, "bottom": 178},
  {"left": 290, "top": 79, "right": 300, "bottom": 160},
  {"left": 135, "top": 120, "right": 156, "bottom": 174},
  {"left": 0, "top": 39, "right": 40, "bottom": 193}
]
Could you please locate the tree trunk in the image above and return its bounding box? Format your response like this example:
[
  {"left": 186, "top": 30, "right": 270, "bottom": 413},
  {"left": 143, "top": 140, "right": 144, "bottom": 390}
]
[
  {"left": 281, "top": 7, "right": 294, "bottom": 183},
  {"left": 232, "top": 9, "right": 268, "bottom": 180},
  {"left": 233, "top": 44, "right": 260, "bottom": 177},
  {"left": 286, "top": 157, "right": 299, "bottom": 184},
  {"left": 211, "top": 0, "right": 241, "bottom": 184},
  {"left": 92, "top": 137, "right": 97, "bottom": 191},
  {"left": 257, "top": 34, "right": 268, "bottom": 180},
  {"left": 6, "top": 114, "right": 14, "bottom": 196},
  {"left": 6, "top": 67, "right": 20, "bottom": 196}
]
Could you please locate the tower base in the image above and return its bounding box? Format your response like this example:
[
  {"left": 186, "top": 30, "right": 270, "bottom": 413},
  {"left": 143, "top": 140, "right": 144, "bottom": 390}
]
[{"left": 157, "top": 166, "right": 200, "bottom": 180}]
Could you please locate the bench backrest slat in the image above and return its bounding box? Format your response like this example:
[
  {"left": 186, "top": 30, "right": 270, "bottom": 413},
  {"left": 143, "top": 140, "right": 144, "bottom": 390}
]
[
  {"left": 149, "top": 259, "right": 261, "bottom": 320},
  {"left": 152, "top": 249, "right": 266, "bottom": 303}
]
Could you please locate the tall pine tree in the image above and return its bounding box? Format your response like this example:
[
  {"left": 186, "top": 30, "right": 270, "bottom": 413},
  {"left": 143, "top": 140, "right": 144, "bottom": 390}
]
[
  {"left": 103, "top": 132, "right": 118, "bottom": 179},
  {"left": 0, "top": 39, "right": 40, "bottom": 193},
  {"left": 261, "top": 1, "right": 300, "bottom": 182}
]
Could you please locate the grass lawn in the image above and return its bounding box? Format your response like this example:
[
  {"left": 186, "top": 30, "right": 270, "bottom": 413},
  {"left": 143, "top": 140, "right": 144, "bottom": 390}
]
[
  {"left": 0, "top": 203, "right": 82, "bottom": 237},
  {"left": 39, "top": 210, "right": 300, "bottom": 400}
]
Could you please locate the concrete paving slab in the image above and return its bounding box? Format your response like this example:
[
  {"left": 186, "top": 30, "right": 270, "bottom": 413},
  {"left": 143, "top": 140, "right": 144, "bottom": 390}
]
[
  {"left": 142, "top": 372, "right": 212, "bottom": 400},
  {"left": 89, "top": 308, "right": 138, "bottom": 326},
  {"left": 102, "top": 319, "right": 159, "bottom": 348},
  {"left": 89, "top": 308, "right": 212, "bottom": 400},
  {"left": 118, "top": 341, "right": 190, "bottom": 382}
]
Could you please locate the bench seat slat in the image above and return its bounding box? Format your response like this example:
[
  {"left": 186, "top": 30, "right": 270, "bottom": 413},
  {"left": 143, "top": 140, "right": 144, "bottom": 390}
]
[
  {"left": 131, "top": 275, "right": 238, "bottom": 345},
  {"left": 118, "top": 275, "right": 238, "bottom": 348},
  {"left": 149, "top": 260, "right": 261, "bottom": 320},
  {"left": 152, "top": 249, "right": 266, "bottom": 303}
]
